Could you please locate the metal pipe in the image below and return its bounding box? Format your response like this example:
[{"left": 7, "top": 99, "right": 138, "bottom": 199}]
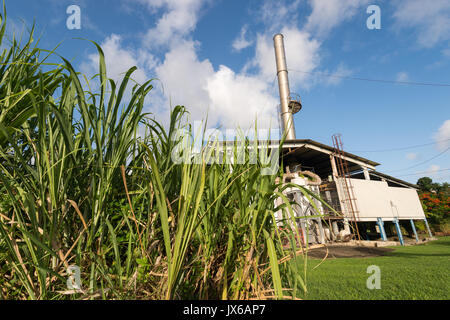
[{"left": 273, "top": 34, "right": 296, "bottom": 140}]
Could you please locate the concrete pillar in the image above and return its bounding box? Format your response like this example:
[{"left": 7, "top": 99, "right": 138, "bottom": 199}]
[
  {"left": 393, "top": 218, "right": 404, "bottom": 246},
  {"left": 332, "top": 221, "right": 339, "bottom": 237},
  {"left": 410, "top": 219, "right": 419, "bottom": 242},
  {"left": 317, "top": 219, "right": 326, "bottom": 244},
  {"left": 343, "top": 220, "right": 351, "bottom": 234},
  {"left": 330, "top": 155, "right": 339, "bottom": 181}
]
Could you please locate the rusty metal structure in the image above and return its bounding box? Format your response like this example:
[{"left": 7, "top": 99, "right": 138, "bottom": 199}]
[{"left": 332, "top": 134, "right": 361, "bottom": 241}]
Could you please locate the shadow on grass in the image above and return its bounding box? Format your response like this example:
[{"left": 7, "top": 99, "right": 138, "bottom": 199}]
[
  {"left": 429, "top": 241, "right": 450, "bottom": 246},
  {"left": 307, "top": 246, "right": 394, "bottom": 259},
  {"left": 385, "top": 251, "right": 450, "bottom": 258}
]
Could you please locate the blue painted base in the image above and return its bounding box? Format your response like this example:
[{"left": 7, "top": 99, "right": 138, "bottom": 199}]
[
  {"left": 377, "top": 218, "right": 387, "bottom": 241},
  {"left": 410, "top": 219, "right": 419, "bottom": 242},
  {"left": 393, "top": 218, "right": 404, "bottom": 246}
]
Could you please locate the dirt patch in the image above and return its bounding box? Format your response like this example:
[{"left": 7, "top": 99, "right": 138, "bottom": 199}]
[{"left": 307, "top": 246, "right": 395, "bottom": 259}]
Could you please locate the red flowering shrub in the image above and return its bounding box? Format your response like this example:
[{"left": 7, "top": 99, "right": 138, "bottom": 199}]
[{"left": 418, "top": 189, "right": 450, "bottom": 230}]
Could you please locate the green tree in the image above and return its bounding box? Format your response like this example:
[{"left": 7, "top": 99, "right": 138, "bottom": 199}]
[
  {"left": 417, "top": 177, "right": 433, "bottom": 192},
  {"left": 417, "top": 177, "right": 450, "bottom": 232}
]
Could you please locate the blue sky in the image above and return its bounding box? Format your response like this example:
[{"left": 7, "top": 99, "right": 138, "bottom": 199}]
[{"left": 5, "top": 0, "right": 450, "bottom": 184}]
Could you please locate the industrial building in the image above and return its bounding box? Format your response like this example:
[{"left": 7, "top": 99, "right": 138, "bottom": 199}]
[
  {"left": 263, "top": 34, "right": 432, "bottom": 245},
  {"left": 263, "top": 138, "right": 432, "bottom": 245}
]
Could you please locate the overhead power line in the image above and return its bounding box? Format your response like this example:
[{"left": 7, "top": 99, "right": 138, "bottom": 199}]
[
  {"left": 396, "top": 168, "right": 450, "bottom": 177},
  {"left": 386, "top": 147, "right": 450, "bottom": 173},
  {"left": 348, "top": 138, "right": 450, "bottom": 153},
  {"left": 288, "top": 69, "right": 450, "bottom": 87}
]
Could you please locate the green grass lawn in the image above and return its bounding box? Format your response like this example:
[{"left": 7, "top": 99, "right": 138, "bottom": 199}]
[{"left": 298, "top": 237, "right": 450, "bottom": 300}]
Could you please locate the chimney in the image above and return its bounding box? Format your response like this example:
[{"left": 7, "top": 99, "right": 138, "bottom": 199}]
[{"left": 273, "top": 34, "right": 298, "bottom": 140}]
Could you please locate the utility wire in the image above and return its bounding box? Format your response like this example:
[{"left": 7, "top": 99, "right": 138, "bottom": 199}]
[
  {"left": 288, "top": 69, "right": 450, "bottom": 87},
  {"left": 348, "top": 138, "right": 450, "bottom": 153},
  {"left": 386, "top": 147, "right": 450, "bottom": 173},
  {"left": 396, "top": 168, "right": 450, "bottom": 177}
]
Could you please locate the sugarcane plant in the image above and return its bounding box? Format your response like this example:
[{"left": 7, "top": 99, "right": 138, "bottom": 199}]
[{"left": 0, "top": 6, "right": 335, "bottom": 300}]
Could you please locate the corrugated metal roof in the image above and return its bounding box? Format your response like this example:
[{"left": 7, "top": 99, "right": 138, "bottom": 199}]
[
  {"left": 215, "top": 139, "right": 416, "bottom": 188},
  {"left": 216, "top": 139, "right": 380, "bottom": 167},
  {"left": 281, "top": 139, "right": 381, "bottom": 167},
  {"left": 368, "top": 170, "right": 419, "bottom": 189}
]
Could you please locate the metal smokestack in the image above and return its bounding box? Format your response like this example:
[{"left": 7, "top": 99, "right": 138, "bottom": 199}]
[{"left": 273, "top": 34, "right": 296, "bottom": 140}]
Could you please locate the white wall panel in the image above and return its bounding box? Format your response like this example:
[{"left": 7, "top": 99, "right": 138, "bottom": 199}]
[{"left": 342, "top": 178, "right": 425, "bottom": 221}]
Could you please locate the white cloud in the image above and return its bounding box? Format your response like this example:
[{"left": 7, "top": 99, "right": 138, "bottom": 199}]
[
  {"left": 79, "top": 10, "right": 280, "bottom": 131},
  {"left": 427, "top": 165, "right": 441, "bottom": 178},
  {"left": 420, "top": 165, "right": 448, "bottom": 182},
  {"left": 305, "top": 0, "right": 370, "bottom": 37},
  {"left": 393, "top": 0, "right": 450, "bottom": 48},
  {"left": 259, "top": 0, "right": 370, "bottom": 38},
  {"left": 80, "top": 0, "right": 359, "bottom": 132},
  {"left": 252, "top": 27, "right": 321, "bottom": 89},
  {"left": 232, "top": 25, "right": 252, "bottom": 52},
  {"left": 251, "top": 0, "right": 367, "bottom": 89},
  {"left": 322, "top": 64, "right": 353, "bottom": 86},
  {"left": 153, "top": 24, "right": 322, "bottom": 130},
  {"left": 429, "top": 164, "right": 440, "bottom": 172},
  {"left": 140, "top": 0, "right": 207, "bottom": 48},
  {"left": 396, "top": 72, "right": 410, "bottom": 82},
  {"left": 155, "top": 40, "right": 214, "bottom": 122},
  {"left": 406, "top": 153, "right": 418, "bottom": 160},
  {"left": 443, "top": 48, "right": 450, "bottom": 57},
  {"left": 434, "top": 119, "right": 450, "bottom": 151},
  {"left": 80, "top": 34, "right": 152, "bottom": 84},
  {"left": 154, "top": 41, "right": 277, "bottom": 129},
  {"left": 258, "top": 0, "right": 302, "bottom": 31},
  {"left": 205, "top": 65, "right": 278, "bottom": 129},
  {"left": 79, "top": 34, "right": 159, "bottom": 124}
]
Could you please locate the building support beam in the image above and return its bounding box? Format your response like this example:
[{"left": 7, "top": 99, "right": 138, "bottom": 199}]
[
  {"left": 332, "top": 221, "right": 339, "bottom": 239},
  {"left": 410, "top": 219, "right": 419, "bottom": 242},
  {"left": 300, "top": 220, "right": 307, "bottom": 245},
  {"left": 423, "top": 218, "right": 433, "bottom": 238},
  {"left": 393, "top": 218, "right": 404, "bottom": 246},
  {"left": 303, "top": 144, "right": 377, "bottom": 171},
  {"left": 363, "top": 167, "right": 370, "bottom": 180},
  {"left": 377, "top": 217, "right": 387, "bottom": 241},
  {"left": 317, "top": 218, "right": 326, "bottom": 244}
]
